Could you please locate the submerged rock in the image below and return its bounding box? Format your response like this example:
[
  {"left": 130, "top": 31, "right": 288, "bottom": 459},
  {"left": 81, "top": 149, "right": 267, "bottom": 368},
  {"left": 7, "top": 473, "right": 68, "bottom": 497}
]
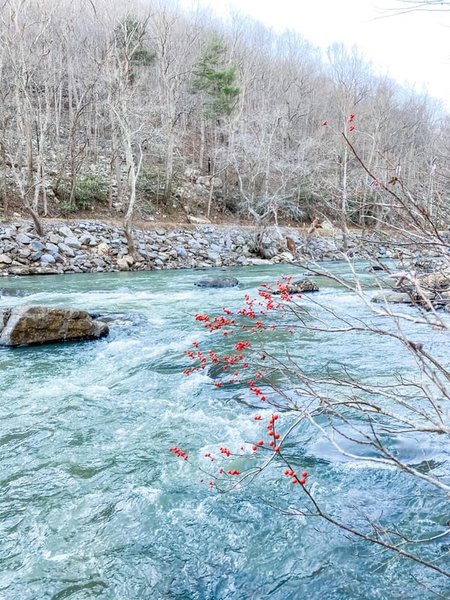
[
  {"left": 371, "top": 291, "right": 413, "bottom": 304},
  {"left": 194, "top": 276, "right": 239, "bottom": 288},
  {"left": 0, "top": 306, "right": 109, "bottom": 347},
  {"left": 0, "top": 288, "right": 28, "bottom": 297},
  {"left": 90, "top": 311, "right": 147, "bottom": 327}
]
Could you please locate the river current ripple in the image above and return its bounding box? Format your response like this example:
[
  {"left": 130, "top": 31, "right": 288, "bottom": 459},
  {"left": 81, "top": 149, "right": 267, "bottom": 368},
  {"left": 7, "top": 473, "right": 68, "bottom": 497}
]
[{"left": 1, "top": 264, "right": 449, "bottom": 599}]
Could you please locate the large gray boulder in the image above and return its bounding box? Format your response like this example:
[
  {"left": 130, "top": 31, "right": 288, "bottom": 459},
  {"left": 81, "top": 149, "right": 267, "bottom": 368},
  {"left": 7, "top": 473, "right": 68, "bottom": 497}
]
[
  {"left": 0, "top": 306, "right": 109, "bottom": 347},
  {"left": 194, "top": 276, "right": 239, "bottom": 288}
]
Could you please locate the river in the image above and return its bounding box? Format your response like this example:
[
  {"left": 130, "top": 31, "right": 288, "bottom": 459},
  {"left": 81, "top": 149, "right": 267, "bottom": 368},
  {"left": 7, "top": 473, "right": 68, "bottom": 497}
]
[{"left": 1, "top": 264, "right": 449, "bottom": 599}]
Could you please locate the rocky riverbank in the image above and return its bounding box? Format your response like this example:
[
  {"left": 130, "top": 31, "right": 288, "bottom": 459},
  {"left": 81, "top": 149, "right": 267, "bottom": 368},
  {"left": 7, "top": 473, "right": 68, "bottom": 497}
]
[
  {"left": 1, "top": 219, "right": 444, "bottom": 277},
  {"left": 0, "top": 220, "right": 375, "bottom": 276}
]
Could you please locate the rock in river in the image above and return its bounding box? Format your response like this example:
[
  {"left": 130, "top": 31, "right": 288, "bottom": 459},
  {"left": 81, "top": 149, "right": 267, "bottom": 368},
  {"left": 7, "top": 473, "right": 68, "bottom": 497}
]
[
  {"left": 0, "top": 306, "right": 109, "bottom": 346},
  {"left": 371, "top": 291, "right": 412, "bottom": 304},
  {"left": 289, "top": 279, "right": 319, "bottom": 293},
  {"left": 271, "top": 279, "right": 319, "bottom": 294},
  {"left": 194, "top": 276, "right": 239, "bottom": 288}
]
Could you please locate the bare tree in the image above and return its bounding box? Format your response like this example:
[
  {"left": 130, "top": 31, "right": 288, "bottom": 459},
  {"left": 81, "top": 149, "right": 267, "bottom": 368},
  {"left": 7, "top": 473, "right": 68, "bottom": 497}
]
[
  {"left": 108, "top": 13, "right": 153, "bottom": 255},
  {"left": 0, "top": 0, "right": 447, "bottom": 233},
  {"left": 178, "top": 131, "right": 450, "bottom": 590}
]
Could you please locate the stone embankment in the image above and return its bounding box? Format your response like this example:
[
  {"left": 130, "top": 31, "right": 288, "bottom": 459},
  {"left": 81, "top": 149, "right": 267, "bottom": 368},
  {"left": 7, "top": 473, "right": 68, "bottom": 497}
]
[{"left": 0, "top": 220, "right": 367, "bottom": 276}]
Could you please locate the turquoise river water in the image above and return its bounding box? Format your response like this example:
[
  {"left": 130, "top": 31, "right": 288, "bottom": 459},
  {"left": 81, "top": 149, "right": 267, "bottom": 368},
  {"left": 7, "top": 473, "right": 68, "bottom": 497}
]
[{"left": 1, "top": 264, "right": 449, "bottom": 599}]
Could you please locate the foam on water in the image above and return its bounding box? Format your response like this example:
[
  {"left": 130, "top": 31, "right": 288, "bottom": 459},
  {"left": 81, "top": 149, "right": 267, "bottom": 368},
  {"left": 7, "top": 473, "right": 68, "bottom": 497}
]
[{"left": 1, "top": 264, "right": 450, "bottom": 599}]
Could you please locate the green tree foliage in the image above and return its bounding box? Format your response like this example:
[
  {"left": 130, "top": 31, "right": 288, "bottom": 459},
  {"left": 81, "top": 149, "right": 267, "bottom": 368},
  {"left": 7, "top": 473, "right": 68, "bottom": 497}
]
[
  {"left": 58, "top": 174, "right": 108, "bottom": 213},
  {"left": 114, "top": 17, "right": 154, "bottom": 84},
  {"left": 193, "top": 37, "right": 239, "bottom": 118}
]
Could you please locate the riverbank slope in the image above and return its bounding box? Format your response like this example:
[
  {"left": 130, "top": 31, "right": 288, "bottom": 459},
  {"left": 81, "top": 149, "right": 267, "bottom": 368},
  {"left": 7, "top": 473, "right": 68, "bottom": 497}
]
[{"left": 0, "top": 219, "right": 404, "bottom": 276}]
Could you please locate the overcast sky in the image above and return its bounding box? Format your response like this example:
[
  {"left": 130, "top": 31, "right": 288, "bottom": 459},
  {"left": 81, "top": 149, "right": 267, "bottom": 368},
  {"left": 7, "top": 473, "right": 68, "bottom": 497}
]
[{"left": 179, "top": 0, "right": 450, "bottom": 109}]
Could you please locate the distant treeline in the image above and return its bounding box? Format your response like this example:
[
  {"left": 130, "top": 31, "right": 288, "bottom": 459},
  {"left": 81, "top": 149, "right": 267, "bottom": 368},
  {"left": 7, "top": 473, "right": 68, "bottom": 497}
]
[{"left": 0, "top": 0, "right": 448, "bottom": 228}]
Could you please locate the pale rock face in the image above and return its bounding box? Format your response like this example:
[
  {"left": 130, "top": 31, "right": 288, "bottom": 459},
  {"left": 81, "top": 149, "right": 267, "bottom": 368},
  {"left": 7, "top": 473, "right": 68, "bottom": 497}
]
[
  {"left": 0, "top": 254, "right": 12, "bottom": 264},
  {"left": 59, "top": 225, "right": 74, "bottom": 238},
  {"left": 0, "top": 306, "right": 109, "bottom": 347},
  {"left": 40, "top": 253, "right": 56, "bottom": 264},
  {"left": 196, "top": 176, "right": 223, "bottom": 189},
  {"left": 187, "top": 215, "right": 211, "bottom": 225},
  {"left": 17, "top": 233, "right": 32, "bottom": 244},
  {"left": 97, "top": 242, "right": 110, "bottom": 256},
  {"left": 47, "top": 233, "right": 62, "bottom": 244},
  {"left": 58, "top": 242, "right": 75, "bottom": 257},
  {"left": 277, "top": 251, "right": 295, "bottom": 262},
  {"left": 117, "top": 257, "right": 131, "bottom": 271},
  {"left": 64, "top": 236, "right": 82, "bottom": 249}
]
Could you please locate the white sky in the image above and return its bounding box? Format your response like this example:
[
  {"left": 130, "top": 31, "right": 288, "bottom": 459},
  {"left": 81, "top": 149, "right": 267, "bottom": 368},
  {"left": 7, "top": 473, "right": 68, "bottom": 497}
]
[{"left": 179, "top": 0, "right": 450, "bottom": 109}]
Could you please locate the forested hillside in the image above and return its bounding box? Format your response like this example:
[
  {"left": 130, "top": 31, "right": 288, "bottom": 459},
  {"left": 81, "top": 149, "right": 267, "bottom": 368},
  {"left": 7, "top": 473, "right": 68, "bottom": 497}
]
[{"left": 0, "top": 0, "right": 448, "bottom": 231}]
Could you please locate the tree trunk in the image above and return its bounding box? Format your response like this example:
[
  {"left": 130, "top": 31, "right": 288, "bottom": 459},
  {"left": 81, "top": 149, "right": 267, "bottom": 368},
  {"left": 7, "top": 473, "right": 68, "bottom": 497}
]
[
  {"left": 124, "top": 160, "right": 137, "bottom": 257},
  {"left": 164, "top": 128, "right": 175, "bottom": 201},
  {"left": 122, "top": 130, "right": 142, "bottom": 258},
  {"left": 199, "top": 117, "right": 205, "bottom": 172},
  {"left": 25, "top": 205, "right": 44, "bottom": 237}
]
